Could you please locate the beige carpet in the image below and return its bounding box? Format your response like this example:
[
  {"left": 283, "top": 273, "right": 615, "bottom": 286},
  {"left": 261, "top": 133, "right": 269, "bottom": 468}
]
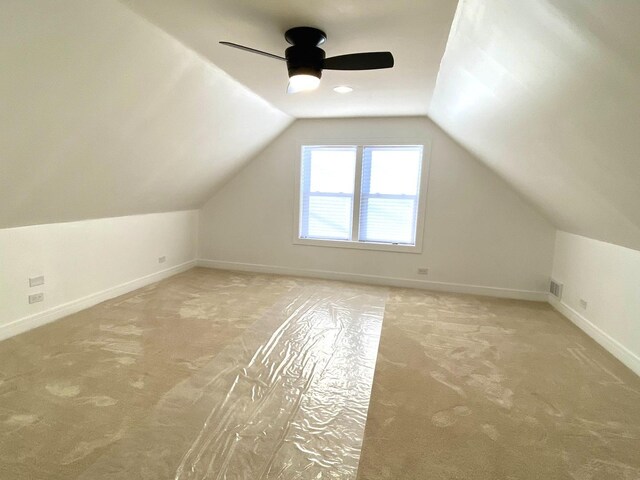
[
  {"left": 0, "top": 268, "right": 638, "bottom": 479},
  {"left": 357, "top": 288, "right": 640, "bottom": 479}
]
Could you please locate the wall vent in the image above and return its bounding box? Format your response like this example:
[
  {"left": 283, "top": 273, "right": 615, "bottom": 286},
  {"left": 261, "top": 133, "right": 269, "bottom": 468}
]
[{"left": 549, "top": 279, "right": 563, "bottom": 299}]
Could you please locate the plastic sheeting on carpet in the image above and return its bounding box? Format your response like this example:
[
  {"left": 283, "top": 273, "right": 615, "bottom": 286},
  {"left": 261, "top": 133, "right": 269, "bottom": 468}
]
[{"left": 76, "top": 281, "right": 387, "bottom": 479}]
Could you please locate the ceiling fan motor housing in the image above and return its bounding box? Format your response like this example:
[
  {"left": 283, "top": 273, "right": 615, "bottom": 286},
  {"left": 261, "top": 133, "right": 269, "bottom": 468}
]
[
  {"left": 284, "top": 27, "right": 327, "bottom": 79},
  {"left": 285, "top": 45, "right": 325, "bottom": 79}
]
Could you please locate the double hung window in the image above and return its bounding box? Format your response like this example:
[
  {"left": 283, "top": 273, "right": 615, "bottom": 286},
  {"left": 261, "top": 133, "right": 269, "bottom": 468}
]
[{"left": 297, "top": 144, "right": 427, "bottom": 252}]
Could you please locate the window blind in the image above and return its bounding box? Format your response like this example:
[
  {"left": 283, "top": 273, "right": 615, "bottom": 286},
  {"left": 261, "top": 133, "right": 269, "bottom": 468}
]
[
  {"left": 359, "top": 146, "right": 423, "bottom": 245},
  {"left": 300, "top": 146, "right": 357, "bottom": 241}
]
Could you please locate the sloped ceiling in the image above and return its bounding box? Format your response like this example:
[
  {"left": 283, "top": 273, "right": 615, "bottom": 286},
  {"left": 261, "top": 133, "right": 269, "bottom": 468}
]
[
  {"left": 120, "top": 0, "right": 459, "bottom": 118},
  {"left": 0, "top": 0, "right": 292, "bottom": 229},
  {"left": 3, "top": 0, "right": 639, "bottom": 253},
  {"left": 429, "top": 0, "right": 640, "bottom": 251}
]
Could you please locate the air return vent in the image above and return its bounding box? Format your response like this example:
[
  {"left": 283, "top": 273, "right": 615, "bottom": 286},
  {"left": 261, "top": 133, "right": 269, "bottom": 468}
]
[{"left": 549, "top": 279, "right": 563, "bottom": 299}]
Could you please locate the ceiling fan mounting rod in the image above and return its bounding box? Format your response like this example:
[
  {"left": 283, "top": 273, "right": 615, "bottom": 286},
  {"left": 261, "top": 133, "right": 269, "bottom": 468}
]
[{"left": 284, "top": 27, "right": 327, "bottom": 47}]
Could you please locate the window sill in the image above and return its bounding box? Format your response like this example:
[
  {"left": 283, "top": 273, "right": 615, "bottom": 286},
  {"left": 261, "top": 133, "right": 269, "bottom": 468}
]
[{"left": 293, "top": 237, "right": 423, "bottom": 254}]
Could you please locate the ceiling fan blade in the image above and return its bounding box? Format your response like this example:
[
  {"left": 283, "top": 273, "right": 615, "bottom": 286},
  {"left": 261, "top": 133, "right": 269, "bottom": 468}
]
[
  {"left": 219, "top": 41, "right": 285, "bottom": 61},
  {"left": 323, "top": 52, "right": 394, "bottom": 70}
]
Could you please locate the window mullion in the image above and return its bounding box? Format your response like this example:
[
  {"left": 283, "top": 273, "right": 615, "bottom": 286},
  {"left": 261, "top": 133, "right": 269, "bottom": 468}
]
[
  {"left": 359, "top": 147, "right": 373, "bottom": 243},
  {"left": 351, "top": 146, "right": 364, "bottom": 242}
]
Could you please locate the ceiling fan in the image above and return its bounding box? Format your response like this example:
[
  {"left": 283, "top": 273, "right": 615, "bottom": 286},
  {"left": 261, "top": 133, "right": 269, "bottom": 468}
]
[{"left": 220, "top": 26, "right": 394, "bottom": 94}]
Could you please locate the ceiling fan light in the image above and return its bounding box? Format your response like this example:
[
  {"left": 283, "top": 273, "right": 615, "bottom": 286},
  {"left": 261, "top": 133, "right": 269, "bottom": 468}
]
[{"left": 287, "top": 74, "right": 321, "bottom": 94}]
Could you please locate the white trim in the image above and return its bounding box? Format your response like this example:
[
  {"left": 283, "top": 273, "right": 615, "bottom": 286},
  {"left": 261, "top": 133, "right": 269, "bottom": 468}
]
[
  {"left": 351, "top": 145, "right": 364, "bottom": 242},
  {"left": 196, "top": 259, "right": 548, "bottom": 301},
  {"left": 548, "top": 295, "right": 640, "bottom": 377},
  {"left": 292, "top": 237, "right": 423, "bottom": 254},
  {"left": 0, "top": 261, "right": 196, "bottom": 342}
]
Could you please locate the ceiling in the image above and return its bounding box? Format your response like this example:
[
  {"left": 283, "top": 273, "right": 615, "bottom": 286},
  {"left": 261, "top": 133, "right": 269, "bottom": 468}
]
[
  {"left": 3, "top": 0, "right": 640, "bottom": 253},
  {"left": 119, "top": 0, "right": 640, "bottom": 250},
  {"left": 429, "top": 0, "right": 640, "bottom": 251},
  {"left": 0, "top": 0, "right": 291, "bottom": 229},
  {"left": 120, "top": 0, "right": 459, "bottom": 118}
]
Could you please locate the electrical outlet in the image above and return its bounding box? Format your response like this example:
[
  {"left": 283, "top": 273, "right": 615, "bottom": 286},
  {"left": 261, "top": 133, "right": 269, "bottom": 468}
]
[
  {"left": 29, "top": 293, "right": 44, "bottom": 304},
  {"left": 158, "top": 256, "right": 166, "bottom": 264},
  {"left": 29, "top": 275, "right": 45, "bottom": 287},
  {"left": 417, "top": 268, "right": 429, "bottom": 275},
  {"left": 579, "top": 299, "right": 588, "bottom": 310}
]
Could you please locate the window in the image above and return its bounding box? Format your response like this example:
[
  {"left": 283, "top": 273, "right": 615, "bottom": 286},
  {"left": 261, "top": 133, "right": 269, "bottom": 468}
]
[
  {"left": 297, "top": 144, "right": 427, "bottom": 253},
  {"left": 299, "top": 146, "right": 357, "bottom": 241}
]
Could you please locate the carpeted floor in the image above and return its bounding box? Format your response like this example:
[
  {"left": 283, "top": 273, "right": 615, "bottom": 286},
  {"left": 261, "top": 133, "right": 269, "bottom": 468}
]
[
  {"left": 358, "top": 288, "right": 640, "bottom": 479},
  {"left": 0, "top": 268, "right": 638, "bottom": 479}
]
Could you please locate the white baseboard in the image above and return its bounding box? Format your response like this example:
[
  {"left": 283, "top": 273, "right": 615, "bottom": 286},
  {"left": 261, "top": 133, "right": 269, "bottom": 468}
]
[
  {"left": 196, "top": 259, "right": 548, "bottom": 301},
  {"left": 0, "top": 261, "right": 196, "bottom": 342},
  {"left": 549, "top": 295, "right": 640, "bottom": 377}
]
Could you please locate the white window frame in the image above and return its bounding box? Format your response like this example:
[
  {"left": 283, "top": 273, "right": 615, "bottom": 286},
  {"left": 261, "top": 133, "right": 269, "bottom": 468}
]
[{"left": 293, "top": 139, "right": 431, "bottom": 254}]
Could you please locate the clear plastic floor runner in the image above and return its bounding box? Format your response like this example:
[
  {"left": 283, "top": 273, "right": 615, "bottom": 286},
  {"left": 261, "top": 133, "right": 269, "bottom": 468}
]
[{"left": 77, "top": 282, "right": 387, "bottom": 479}]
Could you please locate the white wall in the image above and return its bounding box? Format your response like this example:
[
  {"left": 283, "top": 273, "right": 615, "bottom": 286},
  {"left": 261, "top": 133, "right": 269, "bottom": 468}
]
[
  {"left": 0, "top": 210, "right": 198, "bottom": 340},
  {"left": 550, "top": 231, "right": 640, "bottom": 375},
  {"left": 199, "top": 117, "right": 556, "bottom": 299}
]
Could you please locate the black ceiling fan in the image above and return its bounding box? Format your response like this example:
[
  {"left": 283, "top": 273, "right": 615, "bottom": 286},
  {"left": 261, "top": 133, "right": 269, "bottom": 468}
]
[{"left": 220, "top": 26, "right": 394, "bottom": 93}]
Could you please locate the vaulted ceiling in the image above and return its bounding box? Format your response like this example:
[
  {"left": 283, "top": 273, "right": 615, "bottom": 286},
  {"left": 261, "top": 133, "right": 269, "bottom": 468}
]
[
  {"left": 0, "top": 0, "right": 291, "bottom": 228},
  {"left": 429, "top": 0, "right": 640, "bottom": 251},
  {"left": 121, "top": 0, "right": 459, "bottom": 118},
  {"left": 2, "top": 0, "right": 639, "bottom": 252}
]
